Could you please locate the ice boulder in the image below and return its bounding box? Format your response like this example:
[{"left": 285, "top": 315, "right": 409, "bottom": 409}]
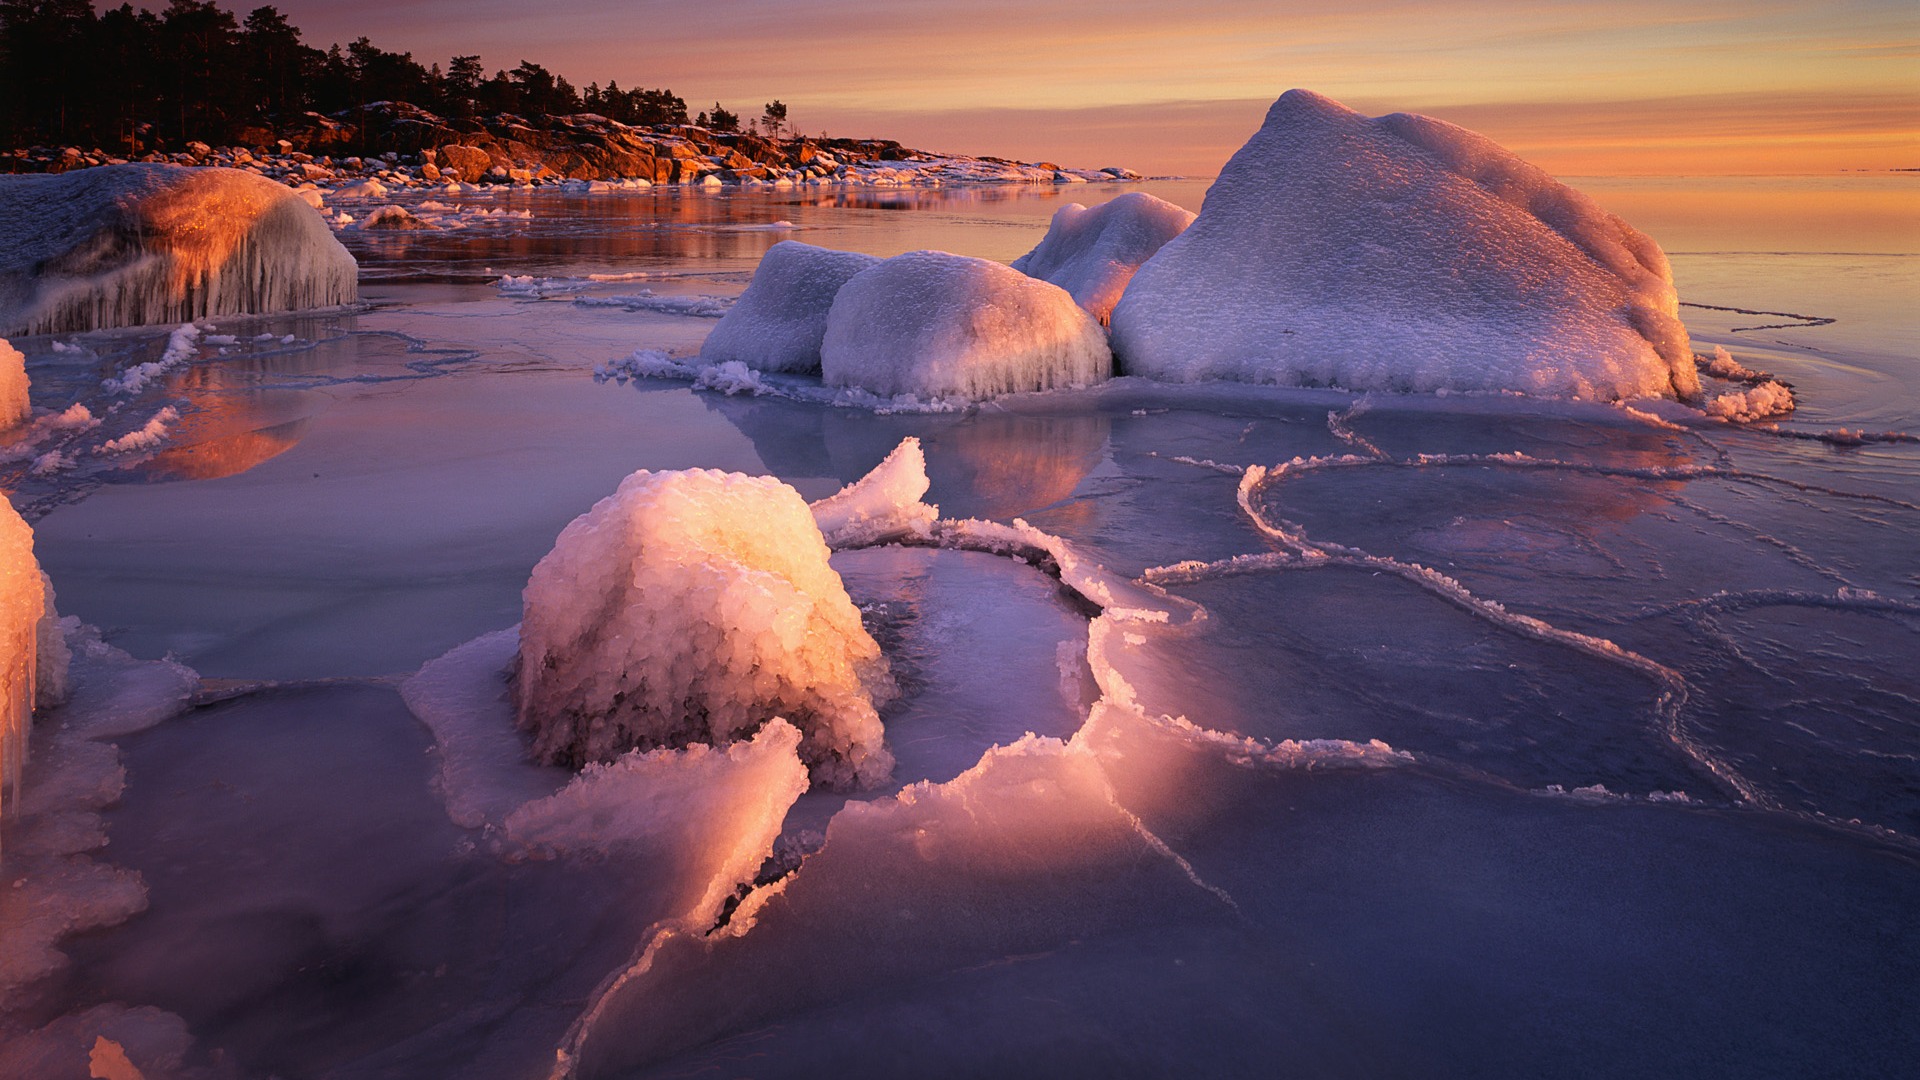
[
  {"left": 0, "top": 338, "right": 28, "bottom": 428},
  {"left": 515, "top": 467, "right": 895, "bottom": 788},
  {"left": 821, "top": 251, "right": 1110, "bottom": 400},
  {"left": 1109, "top": 90, "right": 1698, "bottom": 401},
  {"left": 1011, "top": 192, "right": 1195, "bottom": 324},
  {"left": 0, "top": 165, "right": 358, "bottom": 335},
  {"left": 700, "top": 241, "right": 879, "bottom": 373}
]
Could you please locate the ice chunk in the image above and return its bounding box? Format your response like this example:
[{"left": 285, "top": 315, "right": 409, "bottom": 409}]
[
  {"left": 329, "top": 177, "right": 389, "bottom": 200},
  {"left": 515, "top": 468, "right": 895, "bottom": 787},
  {"left": 809, "top": 436, "right": 939, "bottom": 548},
  {"left": 699, "top": 241, "right": 879, "bottom": 373},
  {"left": 1011, "top": 192, "right": 1195, "bottom": 324},
  {"left": 358, "top": 203, "right": 431, "bottom": 229},
  {"left": 1109, "top": 90, "right": 1698, "bottom": 401},
  {"left": 822, "top": 250, "right": 1110, "bottom": 400},
  {"left": 0, "top": 337, "right": 28, "bottom": 428},
  {"left": 505, "top": 719, "right": 808, "bottom": 920},
  {"left": 0, "top": 165, "right": 358, "bottom": 335}
]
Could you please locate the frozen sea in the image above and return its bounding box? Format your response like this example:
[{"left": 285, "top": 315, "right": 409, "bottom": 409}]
[{"left": 2, "top": 174, "right": 1917, "bottom": 1078}]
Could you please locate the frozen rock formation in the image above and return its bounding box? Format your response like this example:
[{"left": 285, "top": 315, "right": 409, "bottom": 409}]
[
  {"left": 822, "top": 251, "right": 1110, "bottom": 400},
  {"left": 700, "top": 241, "right": 879, "bottom": 373},
  {"left": 0, "top": 497, "right": 65, "bottom": 855},
  {"left": 1012, "top": 192, "right": 1195, "bottom": 324},
  {"left": 0, "top": 165, "right": 358, "bottom": 335},
  {"left": 1109, "top": 90, "right": 1698, "bottom": 401},
  {"left": 0, "top": 338, "right": 29, "bottom": 428},
  {"left": 515, "top": 468, "right": 895, "bottom": 787}
]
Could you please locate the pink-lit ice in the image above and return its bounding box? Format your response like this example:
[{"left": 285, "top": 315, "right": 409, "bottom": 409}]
[
  {"left": 809, "top": 436, "right": 939, "bottom": 548},
  {"left": 1109, "top": 90, "right": 1698, "bottom": 401},
  {"left": 699, "top": 241, "right": 879, "bottom": 373},
  {"left": 821, "top": 251, "right": 1110, "bottom": 400},
  {"left": 0, "top": 338, "right": 28, "bottom": 429},
  {"left": 515, "top": 467, "right": 895, "bottom": 787},
  {"left": 1012, "top": 192, "right": 1195, "bottom": 324}
]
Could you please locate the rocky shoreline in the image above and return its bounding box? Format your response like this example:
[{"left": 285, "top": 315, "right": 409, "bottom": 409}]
[{"left": 3, "top": 101, "right": 1141, "bottom": 191}]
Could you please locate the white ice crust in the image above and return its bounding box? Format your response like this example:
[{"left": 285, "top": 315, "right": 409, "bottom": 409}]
[
  {"left": 1011, "top": 192, "right": 1195, "bottom": 324},
  {"left": 699, "top": 241, "right": 879, "bottom": 373},
  {"left": 1109, "top": 90, "right": 1698, "bottom": 401},
  {"left": 515, "top": 467, "right": 895, "bottom": 787},
  {"left": 821, "top": 250, "right": 1111, "bottom": 400},
  {"left": 0, "top": 165, "right": 358, "bottom": 335}
]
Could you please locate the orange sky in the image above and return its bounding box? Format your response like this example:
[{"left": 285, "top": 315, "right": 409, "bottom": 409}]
[{"left": 262, "top": 0, "right": 1919, "bottom": 175}]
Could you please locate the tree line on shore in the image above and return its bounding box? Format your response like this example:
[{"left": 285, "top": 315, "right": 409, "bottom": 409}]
[{"left": 0, "top": 0, "right": 790, "bottom": 152}]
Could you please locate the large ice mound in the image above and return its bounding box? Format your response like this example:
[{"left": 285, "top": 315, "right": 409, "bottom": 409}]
[
  {"left": 821, "top": 250, "right": 1110, "bottom": 400},
  {"left": 699, "top": 241, "right": 879, "bottom": 373},
  {"left": 1011, "top": 192, "right": 1195, "bottom": 324},
  {"left": 515, "top": 467, "right": 895, "bottom": 787},
  {"left": 1108, "top": 90, "right": 1699, "bottom": 401},
  {"left": 0, "top": 165, "right": 358, "bottom": 335}
]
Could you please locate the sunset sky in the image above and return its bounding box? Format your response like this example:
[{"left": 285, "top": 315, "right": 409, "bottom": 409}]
[{"left": 258, "top": 0, "right": 1916, "bottom": 175}]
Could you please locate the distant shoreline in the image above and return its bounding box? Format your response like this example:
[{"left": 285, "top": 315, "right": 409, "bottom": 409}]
[{"left": 2, "top": 101, "right": 1143, "bottom": 192}]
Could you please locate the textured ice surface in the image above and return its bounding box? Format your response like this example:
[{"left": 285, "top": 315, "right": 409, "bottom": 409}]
[
  {"left": 516, "top": 467, "right": 895, "bottom": 786},
  {"left": 0, "top": 165, "right": 357, "bottom": 334},
  {"left": 1109, "top": 90, "right": 1698, "bottom": 400},
  {"left": 0, "top": 338, "right": 28, "bottom": 429},
  {"left": 822, "top": 251, "right": 1110, "bottom": 400},
  {"left": 809, "top": 436, "right": 939, "bottom": 548},
  {"left": 699, "top": 241, "right": 879, "bottom": 373},
  {"left": 1011, "top": 192, "right": 1195, "bottom": 324}
]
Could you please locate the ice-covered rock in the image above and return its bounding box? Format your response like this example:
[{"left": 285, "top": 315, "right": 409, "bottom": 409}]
[
  {"left": 1011, "top": 193, "right": 1195, "bottom": 324},
  {"left": 699, "top": 241, "right": 879, "bottom": 373},
  {"left": 515, "top": 467, "right": 895, "bottom": 787},
  {"left": 0, "top": 496, "right": 62, "bottom": 856},
  {"left": 1109, "top": 90, "right": 1698, "bottom": 401},
  {"left": 821, "top": 251, "right": 1110, "bottom": 400},
  {"left": 0, "top": 338, "right": 29, "bottom": 428},
  {"left": 0, "top": 165, "right": 358, "bottom": 335}
]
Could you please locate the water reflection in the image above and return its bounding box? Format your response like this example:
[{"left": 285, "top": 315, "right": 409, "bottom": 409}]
[
  {"left": 339, "top": 180, "right": 1214, "bottom": 280},
  {"left": 701, "top": 392, "right": 1110, "bottom": 521}
]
